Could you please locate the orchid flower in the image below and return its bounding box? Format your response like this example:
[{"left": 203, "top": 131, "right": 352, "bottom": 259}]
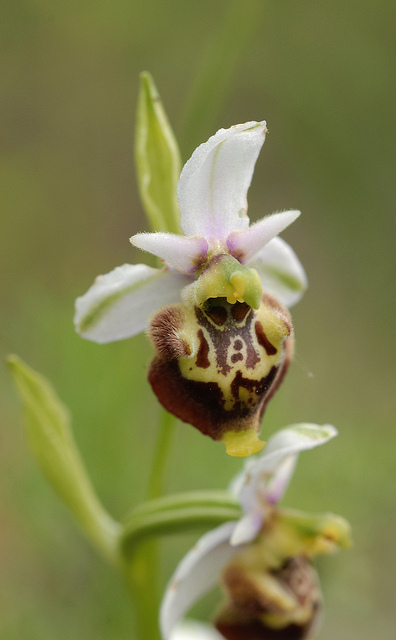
[
  {"left": 74, "top": 122, "right": 307, "bottom": 456},
  {"left": 161, "top": 424, "right": 351, "bottom": 640}
]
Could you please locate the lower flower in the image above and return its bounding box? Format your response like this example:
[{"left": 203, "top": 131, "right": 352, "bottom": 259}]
[{"left": 160, "top": 425, "right": 351, "bottom": 640}]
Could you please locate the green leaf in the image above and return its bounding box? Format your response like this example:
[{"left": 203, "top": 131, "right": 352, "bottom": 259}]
[
  {"left": 135, "top": 71, "right": 182, "bottom": 234},
  {"left": 7, "top": 355, "right": 121, "bottom": 566},
  {"left": 120, "top": 491, "right": 241, "bottom": 559}
]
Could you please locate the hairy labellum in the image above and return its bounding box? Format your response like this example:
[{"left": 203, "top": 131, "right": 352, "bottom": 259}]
[
  {"left": 215, "top": 556, "right": 322, "bottom": 640},
  {"left": 148, "top": 292, "right": 293, "bottom": 456}
]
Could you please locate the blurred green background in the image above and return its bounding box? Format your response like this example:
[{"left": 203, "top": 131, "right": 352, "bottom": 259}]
[{"left": 1, "top": 0, "right": 395, "bottom": 638}]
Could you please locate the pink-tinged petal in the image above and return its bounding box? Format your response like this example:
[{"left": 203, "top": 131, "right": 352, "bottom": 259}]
[
  {"left": 170, "top": 620, "right": 224, "bottom": 640},
  {"left": 226, "top": 210, "right": 300, "bottom": 264},
  {"left": 74, "top": 264, "right": 190, "bottom": 343},
  {"left": 264, "top": 455, "right": 297, "bottom": 505},
  {"left": 130, "top": 232, "right": 208, "bottom": 274},
  {"left": 178, "top": 122, "right": 267, "bottom": 242},
  {"left": 160, "top": 522, "right": 239, "bottom": 640},
  {"left": 229, "top": 511, "right": 263, "bottom": 547},
  {"left": 248, "top": 236, "right": 308, "bottom": 307},
  {"left": 228, "top": 457, "right": 257, "bottom": 498},
  {"left": 236, "top": 424, "right": 337, "bottom": 512}
]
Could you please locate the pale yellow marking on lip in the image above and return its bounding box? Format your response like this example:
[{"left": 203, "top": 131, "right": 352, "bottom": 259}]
[{"left": 178, "top": 297, "right": 287, "bottom": 413}]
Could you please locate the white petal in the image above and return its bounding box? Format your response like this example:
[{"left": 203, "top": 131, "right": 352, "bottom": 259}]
[
  {"left": 248, "top": 236, "right": 308, "bottom": 307},
  {"left": 130, "top": 232, "right": 208, "bottom": 274},
  {"left": 228, "top": 457, "right": 257, "bottom": 498},
  {"left": 160, "top": 522, "right": 238, "bottom": 640},
  {"left": 229, "top": 511, "right": 263, "bottom": 546},
  {"left": 74, "top": 264, "right": 189, "bottom": 343},
  {"left": 226, "top": 210, "right": 300, "bottom": 264},
  {"left": 178, "top": 122, "right": 267, "bottom": 242},
  {"left": 170, "top": 620, "right": 224, "bottom": 640},
  {"left": 264, "top": 455, "right": 298, "bottom": 505},
  {"left": 236, "top": 424, "right": 338, "bottom": 513},
  {"left": 263, "top": 423, "right": 338, "bottom": 463}
]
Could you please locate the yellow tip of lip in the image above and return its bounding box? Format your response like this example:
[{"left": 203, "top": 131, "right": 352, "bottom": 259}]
[{"left": 222, "top": 429, "right": 265, "bottom": 457}]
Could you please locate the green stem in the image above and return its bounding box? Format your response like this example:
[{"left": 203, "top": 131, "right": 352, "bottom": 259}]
[
  {"left": 124, "top": 540, "right": 162, "bottom": 640},
  {"left": 124, "top": 410, "right": 177, "bottom": 639},
  {"left": 147, "top": 410, "right": 177, "bottom": 500}
]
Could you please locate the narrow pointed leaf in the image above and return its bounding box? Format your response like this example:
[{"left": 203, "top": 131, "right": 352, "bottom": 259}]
[
  {"left": 121, "top": 502, "right": 241, "bottom": 559},
  {"left": 7, "top": 355, "right": 120, "bottom": 565},
  {"left": 135, "top": 71, "right": 182, "bottom": 234}
]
